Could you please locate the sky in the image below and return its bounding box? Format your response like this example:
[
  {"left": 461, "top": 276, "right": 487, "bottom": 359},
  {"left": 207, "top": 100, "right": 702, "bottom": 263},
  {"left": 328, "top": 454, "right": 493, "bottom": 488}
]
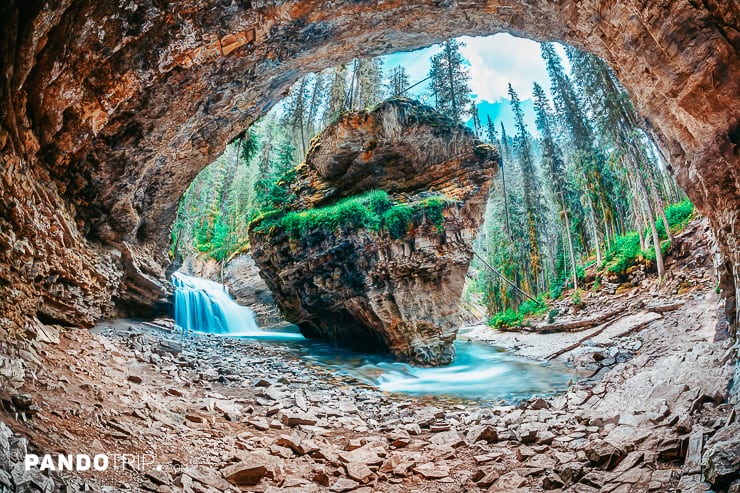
[{"left": 382, "top": 33, "right": 571, "bottom": 134}]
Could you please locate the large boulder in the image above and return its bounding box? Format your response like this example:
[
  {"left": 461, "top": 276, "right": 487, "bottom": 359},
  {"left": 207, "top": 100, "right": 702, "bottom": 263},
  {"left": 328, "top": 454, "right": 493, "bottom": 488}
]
[
  {"left": 249, "top": 99, "right": 498, "bottom": 365},
  {"left": 703, "top": 422, "right": 740, "bottom": 489}
]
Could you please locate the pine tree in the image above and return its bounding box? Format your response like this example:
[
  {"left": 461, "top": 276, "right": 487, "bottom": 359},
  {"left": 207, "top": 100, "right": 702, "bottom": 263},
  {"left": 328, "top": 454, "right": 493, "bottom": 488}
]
[
  {"left": 566, "top": 46, "right": 669, "bottom": 278},
  {"left": 508, "top": 83, "right": 545, "bottom": 293},
  {"left": 429, "top": 40, "right": 472, "bottom": 122},
  {"left": 323, "top": 65, "right": 348, "bottom": 125},
  {"left": 533, "top": 82, "right": 578, "bottom": 289},
  {"left": 388, "top": 65, "right": 410, "bottom": 97},
  {"left": 541, "top": 42, "right": 615, "bottom": 268}
]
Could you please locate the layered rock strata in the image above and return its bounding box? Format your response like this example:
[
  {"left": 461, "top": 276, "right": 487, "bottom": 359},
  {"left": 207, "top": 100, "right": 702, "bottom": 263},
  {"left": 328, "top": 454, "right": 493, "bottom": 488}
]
[
  {"left": 0, "top": 1, "right": 737, "bottom": 338},
  {"left": 249, "top": 99, "right": 498, "bottom": 365}
]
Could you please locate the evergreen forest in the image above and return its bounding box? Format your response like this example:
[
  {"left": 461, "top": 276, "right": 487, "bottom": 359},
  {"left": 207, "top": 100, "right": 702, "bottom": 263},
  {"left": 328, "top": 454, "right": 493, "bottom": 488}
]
[{"left": 171, "top": 40, "right": 696, "bottom": 329}]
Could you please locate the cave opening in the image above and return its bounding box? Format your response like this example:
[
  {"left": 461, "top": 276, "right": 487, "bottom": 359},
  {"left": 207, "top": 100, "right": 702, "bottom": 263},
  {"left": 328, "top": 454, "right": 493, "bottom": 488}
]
[
  {"left": 170, "top": 33, "right": 691, "bottom": 364},
  {"left": 0, "top": 2, "right": 739, "bottom": 491}
]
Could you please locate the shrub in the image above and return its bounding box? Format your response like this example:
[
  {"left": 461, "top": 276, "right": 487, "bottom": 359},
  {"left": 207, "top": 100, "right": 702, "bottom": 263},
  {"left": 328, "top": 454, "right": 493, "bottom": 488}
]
[
  {"left": 489, "top": 308, "right": 524, "bottom": 329},
  {"left": 413, "top": 196, "right": 450, "bottom": 231},
  {"left": 487, "top": 296, "right": 547, "bottom": 329},
  {"left": 254, "top": 190, "right": 455, "bottom": 240},
  {"left": 663, "top": 199, "right": 695, "bottom": 234},
  {"left": 382, "top": 204, "right": 414, "bottom": 239},
  {"left": 604, "top": 231, "right": 642, "bottom": 275}
]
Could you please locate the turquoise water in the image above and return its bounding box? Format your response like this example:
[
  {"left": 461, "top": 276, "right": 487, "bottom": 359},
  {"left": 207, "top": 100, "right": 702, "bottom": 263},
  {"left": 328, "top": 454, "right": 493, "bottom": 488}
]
[
  {"left": 249, "top": 327, "right": 575, "bottom": 402},
  {"left": 173, "top": 272, "right": 575, "bottom": 402}
]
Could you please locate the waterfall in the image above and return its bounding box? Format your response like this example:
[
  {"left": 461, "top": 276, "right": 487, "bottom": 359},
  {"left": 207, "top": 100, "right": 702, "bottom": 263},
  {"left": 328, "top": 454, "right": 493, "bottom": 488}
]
[{"left": 172, "top": 272, "right": 260, "bottom": 335}]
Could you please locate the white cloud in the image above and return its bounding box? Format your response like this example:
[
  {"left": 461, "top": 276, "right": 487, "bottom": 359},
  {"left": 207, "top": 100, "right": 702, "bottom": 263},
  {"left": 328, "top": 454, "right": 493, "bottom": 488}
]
[
  {"left": 458, "top": 33, "right": 550, "bottom": 102},
  {"left": 382, "top": 33, "right": 573, "bottom": 104}
]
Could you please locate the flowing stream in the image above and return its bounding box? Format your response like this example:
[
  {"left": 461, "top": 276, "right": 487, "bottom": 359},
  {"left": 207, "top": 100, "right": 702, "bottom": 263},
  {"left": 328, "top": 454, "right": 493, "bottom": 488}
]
[{"left": 172, "top": 272, "right": 575, "bottom": 402}]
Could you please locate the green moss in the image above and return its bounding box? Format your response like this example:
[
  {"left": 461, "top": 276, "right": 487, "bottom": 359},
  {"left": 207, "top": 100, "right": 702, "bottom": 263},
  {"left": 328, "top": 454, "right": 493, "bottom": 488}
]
[
  {"left": 382, "top": 203, "right": 414, "bottom": 239},
  {"left": 253, "top": 189, "right": 455, "bottom": 239}
]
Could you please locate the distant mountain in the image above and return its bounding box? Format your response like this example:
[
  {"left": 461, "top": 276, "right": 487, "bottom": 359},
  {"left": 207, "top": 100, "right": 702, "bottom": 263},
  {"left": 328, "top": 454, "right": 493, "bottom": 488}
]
[{"left": 466, "top": 98, "right": 539, "bottom": 138}]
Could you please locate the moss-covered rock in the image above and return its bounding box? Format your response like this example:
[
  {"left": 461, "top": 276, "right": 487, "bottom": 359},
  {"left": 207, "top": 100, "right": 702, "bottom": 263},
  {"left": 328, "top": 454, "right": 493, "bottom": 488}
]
[{"left": 249, "top": 99, "right": 498, "bottom": 366}]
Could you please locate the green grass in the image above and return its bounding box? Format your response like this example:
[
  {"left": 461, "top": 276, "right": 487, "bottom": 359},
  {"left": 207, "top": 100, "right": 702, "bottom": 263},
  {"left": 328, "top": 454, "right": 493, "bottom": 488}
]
[{"left": 252, "top": 190, "right": 456, "bottom": 239}]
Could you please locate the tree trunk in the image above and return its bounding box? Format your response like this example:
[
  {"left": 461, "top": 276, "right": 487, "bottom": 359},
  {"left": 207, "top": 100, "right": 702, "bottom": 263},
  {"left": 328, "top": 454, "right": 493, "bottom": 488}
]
[
  {"left": 631, "top": 155, "right": 665, "bottom": 279},
  {"left": 560, "top": 188, "right": 578, "bottom": 290},
  {"left": 445, "top": 42, "right": 458, "bottom": 121}
]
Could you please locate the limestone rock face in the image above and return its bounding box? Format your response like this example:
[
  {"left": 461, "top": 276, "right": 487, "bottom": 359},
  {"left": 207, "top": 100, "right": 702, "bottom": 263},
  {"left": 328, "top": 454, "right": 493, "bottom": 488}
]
[
  {"left": 0, "top": 1, "right": 738, "bottom": 337},
  {"left": 249, "top": 100, "right": 498, "bottom": 365}
]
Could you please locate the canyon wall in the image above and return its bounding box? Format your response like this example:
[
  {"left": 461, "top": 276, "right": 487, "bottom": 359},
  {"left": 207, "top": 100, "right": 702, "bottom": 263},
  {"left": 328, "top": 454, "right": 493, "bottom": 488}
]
[
  {"left": 249, "top": 99, "right": 498, "bottom": 365},
  {"left": 0, "top": 1, "right": 737, "bottom": 338}
]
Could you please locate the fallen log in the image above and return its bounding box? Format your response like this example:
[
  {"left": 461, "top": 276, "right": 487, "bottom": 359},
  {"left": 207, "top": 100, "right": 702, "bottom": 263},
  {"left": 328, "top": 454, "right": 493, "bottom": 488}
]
[
  {"left": 544, "top": 311, "right": 660, "bottom": 361},
  {"left": 527, "top": 307, "right": 624, "bottom": 334}
]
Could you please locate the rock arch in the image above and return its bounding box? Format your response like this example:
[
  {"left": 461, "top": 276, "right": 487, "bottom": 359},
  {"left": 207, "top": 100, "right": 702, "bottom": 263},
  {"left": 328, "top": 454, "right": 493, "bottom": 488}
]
[{"left": 0, "top": 1, "right": 737, "bottom": 335}]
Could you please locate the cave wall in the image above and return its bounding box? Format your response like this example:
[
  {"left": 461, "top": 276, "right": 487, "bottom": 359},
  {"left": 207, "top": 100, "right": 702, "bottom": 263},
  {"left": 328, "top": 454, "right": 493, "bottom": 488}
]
[{"left": 0, "top": 0, "right": 737, "bottom": 337}]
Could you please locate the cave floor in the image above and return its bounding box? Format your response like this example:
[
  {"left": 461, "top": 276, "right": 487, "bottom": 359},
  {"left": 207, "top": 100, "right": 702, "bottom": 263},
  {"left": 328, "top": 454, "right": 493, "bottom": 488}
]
[{"left": 1, "top": 278, "right": 737, "bottom": 492}]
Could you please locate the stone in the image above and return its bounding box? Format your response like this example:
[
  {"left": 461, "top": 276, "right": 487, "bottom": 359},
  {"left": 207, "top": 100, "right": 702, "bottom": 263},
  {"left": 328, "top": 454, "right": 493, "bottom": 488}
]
[
  {"left": 183, "top": 466, "right": 232, "bottom": 491},
  {"left": 279, "top": 409, "right": 318, "bottom": 427},
  {"left": 703, "top": 422, "right": 740, "bottom": 489},
  {"left": 338, "top": 445, "right": 384, "bottom": 466},
  {"left": 145, "top": 470, "right": 173, "bottom": 486},
  {"left": 249, "top": 99, "right": 498, "bottom": 366},
  {"left": 429, "top": 429, "right": 464, "bottom": 448},
  {"left": 556, "top": 462, "right": 586, "bottom": 484},
  {"left": 329, "top": 478, "right": 360, "bottom": 492},
  {"left": 222, "top": 459, "right": 269, "bottom": 486},
  {"left": 490, "top": 471, "right": 527, "bottom": 491},
  {"left": 346, "top": 462, "right": 374, "bottom": 483},
  {"left": 466, "top": 424, "right": 498, "bottom": 444},
  {"left": 542, "top": 472, "right": 564, "bottom": 489},
  {"left": 414, "top": 462, "right": 450, "bottom": 479},
  {"left": 584, "top": 439, "right": 624, "bottom": 469}
]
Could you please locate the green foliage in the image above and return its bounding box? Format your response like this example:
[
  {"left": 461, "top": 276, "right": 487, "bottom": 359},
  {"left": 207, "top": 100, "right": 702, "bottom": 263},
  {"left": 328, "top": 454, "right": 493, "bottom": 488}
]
[
  {"left": 571, "top": 289, "right": 583, "bottom": 307},
  {"left": 660, "top": 199, "right": 695, "bottom": 235},
  {"left": 487, "top": 296, "right": 548, "bottom": 329},
  {"left": 415, "top": 196, "right": 449, "bottom": 232},
  {"left": 255, "top": 190, "right": 454, "bottom": 240},
  {"left": 382, "top": 203, "right": 414, "bottom": 239},
  {"left": 603, "top": 231, "right": 641, "bottom": 274},
  {"left": 488, "top": 308, "right": 524, "bottom": 329},
  {"left": 602, "top": 199, "right": 694, "bottom": 275}
]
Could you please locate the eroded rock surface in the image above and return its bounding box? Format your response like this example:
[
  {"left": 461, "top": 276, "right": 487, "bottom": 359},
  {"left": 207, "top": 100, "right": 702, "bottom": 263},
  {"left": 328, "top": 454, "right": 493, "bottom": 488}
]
[
  {"left": 249, "top": 99, "right": 498, "bottom": 365},
  {"left": 0, "top": 0, "right": 738, "bottom": 342}
]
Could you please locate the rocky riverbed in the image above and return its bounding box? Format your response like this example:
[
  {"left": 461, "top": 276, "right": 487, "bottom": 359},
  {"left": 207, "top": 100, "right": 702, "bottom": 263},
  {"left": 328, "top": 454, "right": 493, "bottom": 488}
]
[{"left": 0, "top": 276, "right": 738, "bottom": 492}]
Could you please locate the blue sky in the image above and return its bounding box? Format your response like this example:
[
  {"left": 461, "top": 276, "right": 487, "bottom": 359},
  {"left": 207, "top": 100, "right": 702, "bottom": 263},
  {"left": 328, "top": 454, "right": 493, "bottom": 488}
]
[{"left": 382, "top": 33, "right": 571, "bottom": 135}]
